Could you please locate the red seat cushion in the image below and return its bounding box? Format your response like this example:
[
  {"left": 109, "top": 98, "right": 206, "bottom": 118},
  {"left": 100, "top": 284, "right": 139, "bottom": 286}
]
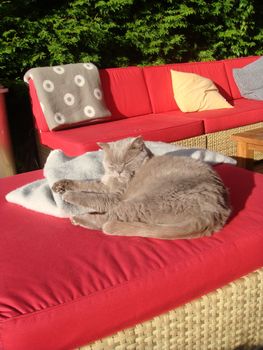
[
  {"left": 179, "top": 98, "right": 263, "bottom": 133},
  {"left": 1, "top": 165, "right": 263, "bottom": 350},
  {"left": 143, "top": 60, "right": 231, "bottom": 114},
  {"left": 40, "top": 113, "right": 204, "bottom": 156}
]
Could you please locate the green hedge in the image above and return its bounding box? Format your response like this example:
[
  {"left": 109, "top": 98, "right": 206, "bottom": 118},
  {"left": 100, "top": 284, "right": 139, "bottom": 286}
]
[{"left": 1, "top": 0, "right": 263, "bottom": 82}]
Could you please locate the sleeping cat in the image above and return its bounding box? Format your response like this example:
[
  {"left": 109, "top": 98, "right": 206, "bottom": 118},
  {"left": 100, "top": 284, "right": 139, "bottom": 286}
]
[{"left": 52, "top": 137, "right": 231, "bottom": 239}]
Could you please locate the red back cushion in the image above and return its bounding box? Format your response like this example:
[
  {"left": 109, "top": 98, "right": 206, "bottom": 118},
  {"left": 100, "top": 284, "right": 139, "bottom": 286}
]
[
  {"left": 143, "top": 60, "right": 231, "bottom": 114},
  {"left": 29, "top": 79, "right": 49, "bottom": 132},
  {"left": 100, "top": 67, "right": 152, "bottom": 118},
  {"left": 29, "top": 66, "right": 153, "bottom": 132},
  {"left": 224, "top": 56, "right": 260, "bottom": 99}
]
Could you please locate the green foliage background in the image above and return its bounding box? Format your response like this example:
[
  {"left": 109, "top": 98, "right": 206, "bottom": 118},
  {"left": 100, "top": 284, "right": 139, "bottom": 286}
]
[{"left": 1, "top": 0, "right": 263, "bottom": 83}]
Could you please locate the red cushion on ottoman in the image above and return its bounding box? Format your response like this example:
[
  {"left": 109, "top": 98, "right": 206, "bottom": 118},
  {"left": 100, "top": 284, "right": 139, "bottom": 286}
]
[{"left": 1, "top": 166, "right": 263, "bottom": 350}]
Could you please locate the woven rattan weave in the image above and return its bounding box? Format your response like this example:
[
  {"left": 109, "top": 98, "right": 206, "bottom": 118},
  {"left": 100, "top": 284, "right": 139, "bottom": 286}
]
[
  {"left": 79, "top": 267, "right": 263, "bottom": 350},
  {"left": 171, "top": 134, "right": 207, "bottom": 149},
  {"left": 206, "top": 122, "right": 263, "bottom": 159}
]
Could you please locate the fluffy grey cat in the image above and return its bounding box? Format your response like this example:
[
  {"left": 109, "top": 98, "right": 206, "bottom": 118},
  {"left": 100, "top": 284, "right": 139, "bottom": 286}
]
[{"left": 52, "top": 137, "right": 231, "bottom": 239}]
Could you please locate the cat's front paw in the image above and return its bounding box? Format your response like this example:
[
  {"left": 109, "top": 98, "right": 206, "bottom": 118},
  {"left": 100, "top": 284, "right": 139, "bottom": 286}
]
[
  {"left": 102, "top": 220, "right": 119, "bottom": 235},
  {"left": 70, "top": 216, "right": 79, "bottom": 226},
  {"left": 62, "top": 190, "right": 77, "bottom": 204},
  {"left": 70, "top": 215, "right": 88, "bottom": 227},
  {"left": 52, "top": 179, "right": 74, "bottom": 194}
]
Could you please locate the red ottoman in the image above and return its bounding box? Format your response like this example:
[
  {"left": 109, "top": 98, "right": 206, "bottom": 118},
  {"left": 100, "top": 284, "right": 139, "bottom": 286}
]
[{"left": 1, "top": 165, "right": 263, "bottom": 350}]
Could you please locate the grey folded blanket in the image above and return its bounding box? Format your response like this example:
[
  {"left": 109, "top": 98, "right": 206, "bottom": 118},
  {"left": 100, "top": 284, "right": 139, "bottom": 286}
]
[
  {"left": 24, "top": 63, "right": 111, "bottom": 130},
  {"left": 6, "top": 141, "right": 236, "bottom": 218}
]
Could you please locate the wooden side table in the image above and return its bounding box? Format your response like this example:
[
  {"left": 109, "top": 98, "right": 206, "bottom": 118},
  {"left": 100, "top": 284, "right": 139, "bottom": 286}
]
[{"left": 231, "top": 127, "right": 263, "bottom": 169}]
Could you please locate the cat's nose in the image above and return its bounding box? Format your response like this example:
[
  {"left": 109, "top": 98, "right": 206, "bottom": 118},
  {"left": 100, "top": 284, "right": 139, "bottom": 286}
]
[{"left": 116, "top": 166, "right": 124, "bottom": 174}]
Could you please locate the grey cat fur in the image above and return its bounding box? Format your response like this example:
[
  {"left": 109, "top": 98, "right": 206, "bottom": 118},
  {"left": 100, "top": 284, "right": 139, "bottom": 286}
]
[{"left": 52, "top": 137, "right": 231, "bottom": 239}]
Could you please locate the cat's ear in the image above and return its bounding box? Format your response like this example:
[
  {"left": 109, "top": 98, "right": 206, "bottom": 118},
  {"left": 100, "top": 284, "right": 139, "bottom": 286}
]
[
  {"left": 97, "top": 142, "right": 110, "bottom": 150},
  {"left": 130, "top": 136, "right": 144, "bottom": 150}
]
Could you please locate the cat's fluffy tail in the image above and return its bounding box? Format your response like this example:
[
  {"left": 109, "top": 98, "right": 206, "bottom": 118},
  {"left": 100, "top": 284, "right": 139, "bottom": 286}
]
[{"left": 102, "top": 219, "right": 216, "bottom": 240}]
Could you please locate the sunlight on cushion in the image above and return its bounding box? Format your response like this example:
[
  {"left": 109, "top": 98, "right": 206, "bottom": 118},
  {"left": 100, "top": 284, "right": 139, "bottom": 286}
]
[{"left": 171, "top": 70, "right": 233, "bottom": 112}]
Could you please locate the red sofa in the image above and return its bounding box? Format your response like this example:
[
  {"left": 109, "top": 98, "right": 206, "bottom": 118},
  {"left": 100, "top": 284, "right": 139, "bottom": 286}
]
[{"left": 28, "top": 56, "right": 263, "bottom": 162}]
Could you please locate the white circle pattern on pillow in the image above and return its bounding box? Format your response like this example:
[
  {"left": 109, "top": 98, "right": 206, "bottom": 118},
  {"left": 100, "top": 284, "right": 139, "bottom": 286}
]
[
  {"left": 43, "top": 80, "right": 54, "bottom": 92},
  {"left": 53, "top": 66, "right": 65, "bottom": 74},
  {"left": 94, "top": 88, "right": 102, "bottom": 100},
  {"left": 84, "top": 105, "right": 96, "bottom": 118},
  {"left": 64, "top": 93, "right": 75, "bottom": 106},
  {"left": 83, "top": 63, "right": 94, "bottom": 70},
  {"left": 74, "top": 75, "right": 85, "bottom": 87},
  {"left": 54, "top": 112, "right": 66, "bottom": 124}
]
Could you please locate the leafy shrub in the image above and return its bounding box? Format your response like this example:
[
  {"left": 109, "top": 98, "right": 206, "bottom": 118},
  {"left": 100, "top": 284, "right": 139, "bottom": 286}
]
[{"left": 1, "top": 0, "right": 263, "bottom": 83}]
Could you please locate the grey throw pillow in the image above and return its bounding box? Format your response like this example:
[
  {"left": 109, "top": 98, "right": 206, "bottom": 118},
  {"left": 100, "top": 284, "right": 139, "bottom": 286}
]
[
  {"left": 24, "top": 63, "right": 111, "bottom": 130},
  {"left": 233, "top": 56, "right": 263, "bottom": 100}
]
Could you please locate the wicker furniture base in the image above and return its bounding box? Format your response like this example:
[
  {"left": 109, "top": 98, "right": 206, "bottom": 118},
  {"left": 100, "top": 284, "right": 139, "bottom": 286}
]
[
  {"left": 78, "top": 267, "right": 263, "bottom": 350},
  {"left": 206, "top": 122, "right": 263, "bottom": 159},
  {"left": 171, "top": 134, "right": 207, "bottom": 149}
]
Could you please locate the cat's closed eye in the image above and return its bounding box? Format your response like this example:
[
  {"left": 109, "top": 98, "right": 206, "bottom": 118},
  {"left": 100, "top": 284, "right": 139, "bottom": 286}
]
[
  {"left": 107, "top": 163, "right": 123, "bottom": 173},
  {"left": 125, "top": 157, "right": 136, "bottom": 165}
]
